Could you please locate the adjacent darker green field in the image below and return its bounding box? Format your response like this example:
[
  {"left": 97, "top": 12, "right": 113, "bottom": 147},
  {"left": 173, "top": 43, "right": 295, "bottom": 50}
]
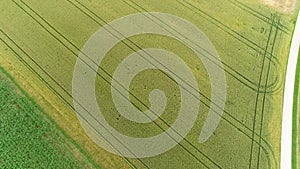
[
  {"left": 0, "top": 68, "right": 98, "bottom": 168},
  {"left": 292, "top": 49, "right": 300, "bottom": 169}
]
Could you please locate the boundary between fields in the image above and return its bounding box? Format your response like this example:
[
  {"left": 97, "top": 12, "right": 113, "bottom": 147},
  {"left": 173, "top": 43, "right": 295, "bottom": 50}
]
[
  {"left": 0, "top": 66, "right": 102, "bottom": 169},
  {"left": 280, "top": 10, "right": 300, "bottom": 169}
]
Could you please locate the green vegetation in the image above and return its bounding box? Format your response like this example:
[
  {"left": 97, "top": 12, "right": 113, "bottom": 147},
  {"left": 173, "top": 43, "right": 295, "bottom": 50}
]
[
  {"left": 0, "top": 67, "right": 96, "bottom": 168},
  {"left": 0, "top": 0, "right": 298, "bottom": 168},
  {"left": 293, "top": 49, "right": 300, "bottom": 169}
]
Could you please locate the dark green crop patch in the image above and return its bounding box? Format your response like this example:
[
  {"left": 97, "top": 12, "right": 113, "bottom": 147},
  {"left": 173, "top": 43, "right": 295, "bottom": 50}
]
[{"left": 0, "top": 68, "right": 94, "bottom": 169}]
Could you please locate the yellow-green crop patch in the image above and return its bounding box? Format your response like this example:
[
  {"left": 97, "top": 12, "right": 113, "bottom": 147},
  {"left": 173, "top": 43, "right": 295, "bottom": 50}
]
[{"left": 0, "top": 0, "right": 298, "bottom": 168}]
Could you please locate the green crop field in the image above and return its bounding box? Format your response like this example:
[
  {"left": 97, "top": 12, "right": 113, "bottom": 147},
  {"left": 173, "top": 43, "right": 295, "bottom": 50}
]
[
  {"left": 293, "top": 49, "right": 300, "bottom": 169},
  {"left": 0, "top": 0, "right": 299, "bottom": 168},
  {"left": 0, "top": 67, "right": 98, "bottom": 168}
]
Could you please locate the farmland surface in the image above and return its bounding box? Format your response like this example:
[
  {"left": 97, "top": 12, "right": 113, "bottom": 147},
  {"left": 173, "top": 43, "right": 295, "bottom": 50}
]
[
  {"left": 0, "top": 0, "right": 299, "bottom": 168},
  {"left": 0, "top": 67, "right": 98, "bottom": 168}
]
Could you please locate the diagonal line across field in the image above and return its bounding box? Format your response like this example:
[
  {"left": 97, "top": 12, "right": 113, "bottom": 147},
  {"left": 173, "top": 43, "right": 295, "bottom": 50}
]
[
  {"left": 2, "top": 0, "right": 286, "bottom": 167},
  {"left": 0, "top": 29, "right": 215, "bottom": 168},
  {"left": 66, "top": 0, "right": 275, "bottom": 136},
  {"left": 14, "top": 0, "right": 282, "bottom": 167},
  {"left": 0, "top": 27, "right": 275, "bottom": 168},
  {"left": 20, "top": 0, "right": 275, "bottom": 150},
  {"left": 177, "top": 0, "right": 279, "bottom": 62},
  {"left": 10, "top": 1, "right": 225, "bottom": 167},
  {"left": 63, "top": 0, "right": 278, "bottom": 166},
  {"left": 0, "top": 29, "right": 146, "bottom": 169},
  {"left": 126, "top": 0, "right": 280, "bottom": 93},
  {"left": 0, "top": 0, "right": 276, "bottom": 167},
  {"left": 8, "top": 0, "right": 223, "bottom": 168},
  {"left": 0, "top": 0, "right": 293, "bottom": 168},
  {"left": 226, "top": 0, "right": 290, "bottom": 33}
]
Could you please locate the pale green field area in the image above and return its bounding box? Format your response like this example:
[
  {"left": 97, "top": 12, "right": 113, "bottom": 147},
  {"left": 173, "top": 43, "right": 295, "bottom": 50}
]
[{"left": 0, "top": 0, "right": 298, "bottom": 168}]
